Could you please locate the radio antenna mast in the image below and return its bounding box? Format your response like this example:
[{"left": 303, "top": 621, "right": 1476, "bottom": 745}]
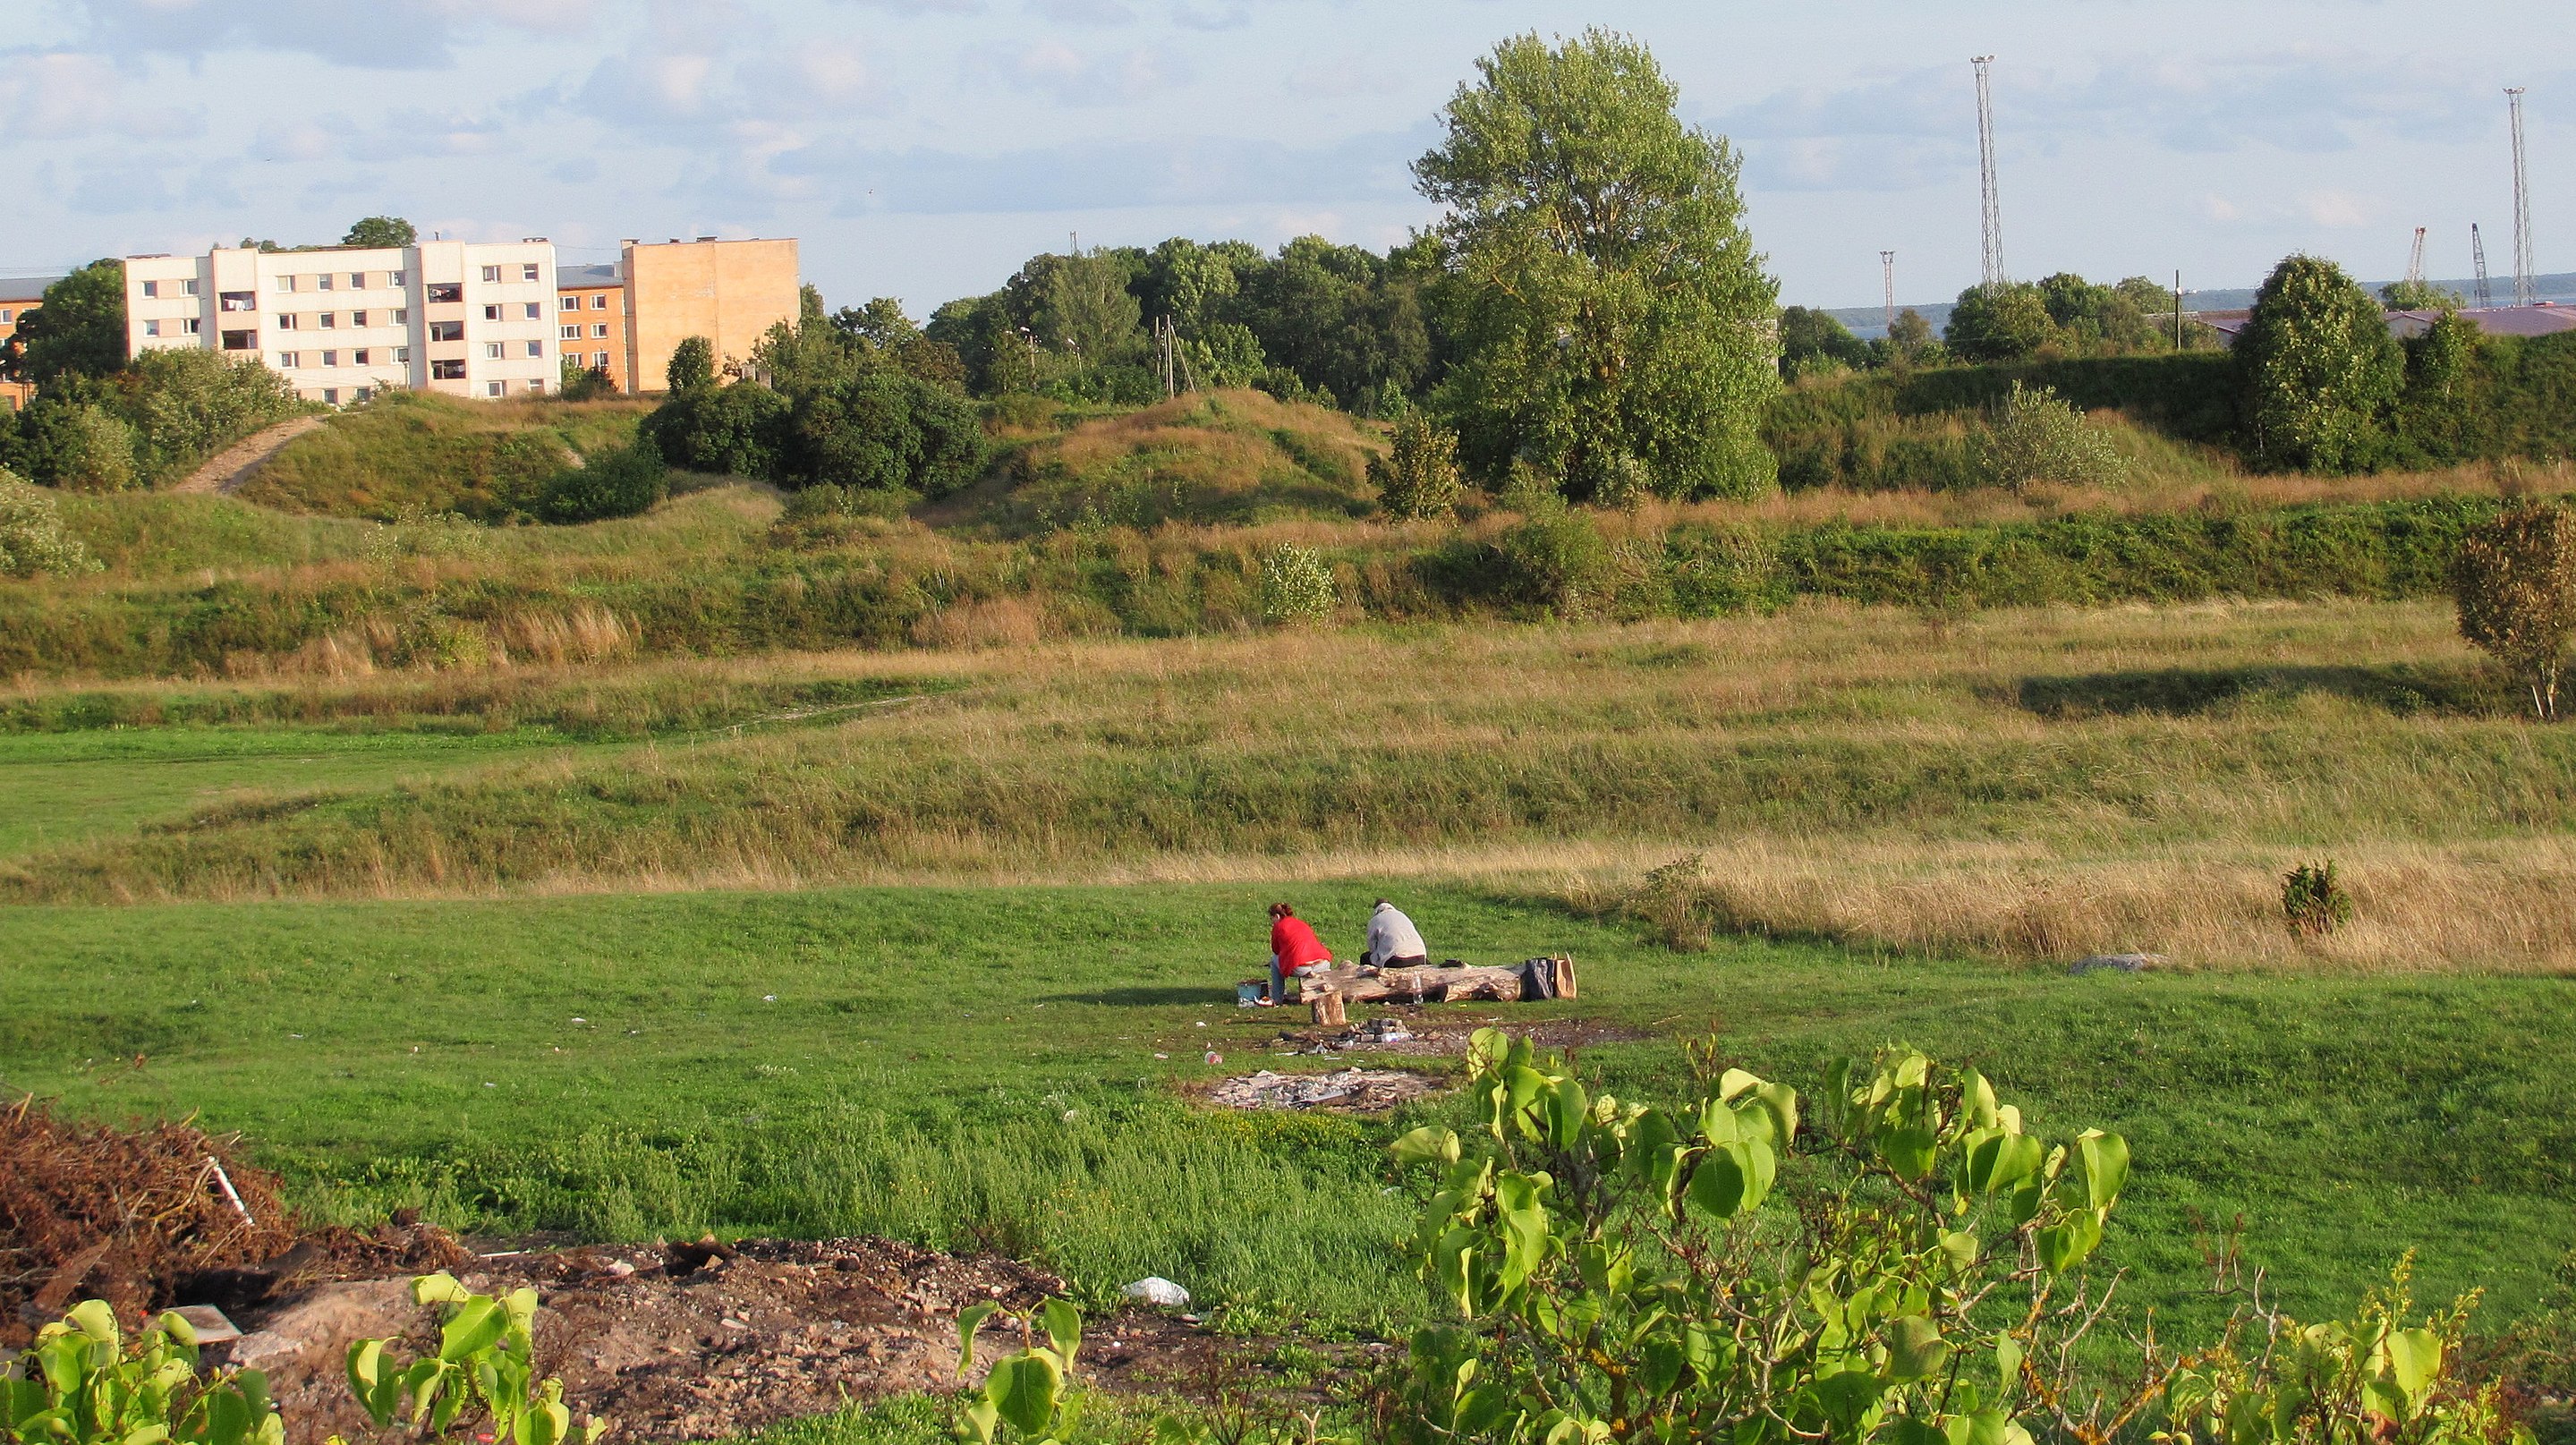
[
  {"left": 2472, "top": 223, "right": 2495, "bottom": 309},
  {"left": 1881, "top": 251, "right": 1897, "bottom": 334},
  {"left": 1971, "top": 57, "right": 2003, "bottom": 285},
  {"left": 2508, "top": 89, "right": 2534, "bottom": 305}
]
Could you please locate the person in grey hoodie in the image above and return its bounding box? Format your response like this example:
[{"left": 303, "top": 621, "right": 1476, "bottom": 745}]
[{"left": 1363, "top": 898, "right": 1429, "bottom": 969}]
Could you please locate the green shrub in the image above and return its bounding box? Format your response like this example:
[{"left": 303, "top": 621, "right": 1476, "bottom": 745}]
[
  {"left": 1259, "top": 542, "right": 1336, "bottom": 624},
  {"left": 2452, "top": 501, "right": 2576, "bottom": 718},
  {"left": 1945, "top": 280, "right": 2053, "bottom": 361},
  {"left": 2283, "top": 860, "right": 2356, "bottom": 936},
  {"left": 1977, "top": 381, "right": 2127, "bottom": 490},
  {"left": 3, "top": 1299, "right": 283, "bottom": 1445},
  {"left": 0, "top": 470, "right": 99, "bottom": 576},
  {"left": 538, "top": 441, "right": 668, "bottom": 523},
  {"left": 122, "top": 348, "right": 306, "bottom": 482},
  {"left": 1493, "top": 501, "right": 1611, "bottom": 615},
  {"left": 1370, "top": 409, "right": 1464, "bottom": 520}
]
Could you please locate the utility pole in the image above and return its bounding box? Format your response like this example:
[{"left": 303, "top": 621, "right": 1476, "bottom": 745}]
[
  {"left": 2507, "top": 89, "right": 2534, "bottom": 305},
  {"left": 1971, "top": 56, "right": 2004, "bottom": 286},
  {"left": 2473, "top": 223, "right": 2495, "bottom": 309},
  {"left": 2173, "top": 270, "right": 2184, "bottom": 352},
  {"left": 1881, "top": 251, "right": 1897, "bottom": 334}
]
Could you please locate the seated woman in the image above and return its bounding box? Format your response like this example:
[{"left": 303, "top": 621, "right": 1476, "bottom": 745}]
[{"left": 1265, "top": 902, "right": 1331, "bottom": 1006}]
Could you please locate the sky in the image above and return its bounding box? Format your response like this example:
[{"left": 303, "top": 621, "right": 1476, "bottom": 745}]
[{"left": 0, "top": 0, "right": 2566, "bottom": 315}]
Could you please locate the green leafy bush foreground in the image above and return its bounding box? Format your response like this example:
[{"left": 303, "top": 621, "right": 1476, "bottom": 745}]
[{"left": 1373, "top": 1034, "right": 2528, "bottom": 1445}]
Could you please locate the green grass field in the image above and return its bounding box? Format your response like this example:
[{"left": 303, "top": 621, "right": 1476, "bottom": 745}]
[{"left": 4, "top": 880, "right": 2569, "bottom": 1347}]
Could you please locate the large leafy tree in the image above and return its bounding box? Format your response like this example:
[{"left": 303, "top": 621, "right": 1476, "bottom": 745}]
[
  {"left": 2235, "top": 253, "right": 2403, "bottom": 472},
  {"left": 1943, "top": 280, "right": 2051, "bottom": 362},
  {"left": 1, "top": 260, "right": 125, "bottom": 387},
  {"left": 342, "top": 216, "right": 417, "bottom": 249},
  {"left": 1416, "top": 30, "right": 1779, "bottom": 502}
]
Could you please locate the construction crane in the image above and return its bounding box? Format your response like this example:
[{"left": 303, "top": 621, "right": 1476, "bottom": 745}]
[
  {"left": 2508, "top": 89, "right": 2533, "bottom": 306},
  {"left": 1971, "top": 57, "right": 2003, "bottom": 286},
  {"left": 2405, "top": 227, "right": 2427, "bottom": 291},
  {"left": 2472, "top": 223, "right": 2494, "bottom": 310}
]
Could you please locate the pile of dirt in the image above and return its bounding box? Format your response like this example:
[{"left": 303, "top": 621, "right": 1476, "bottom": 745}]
[
  {"left": 1, "top": 1096, "right": 466, "bottom": 1347},
  {"left": 1205, "top": 1068, "right": 1439, "bottom": 1111},
  {"left": 238, "top": 1237, "right": 1262, "bottom": 1445}
]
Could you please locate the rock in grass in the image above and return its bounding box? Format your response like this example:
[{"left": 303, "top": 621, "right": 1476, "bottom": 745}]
[
  {"left": 1123, "top": 1277, "right": 1191, "bottom": 1308},
  {"left": 2068, "top": 953, "right": 2166, "bottom": 975}
]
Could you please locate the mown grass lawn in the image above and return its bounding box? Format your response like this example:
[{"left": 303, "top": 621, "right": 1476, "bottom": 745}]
[{"left": 4, "top": 881, "right": 2569, "bottom": 1341}]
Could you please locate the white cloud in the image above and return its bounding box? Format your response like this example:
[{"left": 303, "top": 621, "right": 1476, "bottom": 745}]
[
  {"left": 964, "top": 39, "right": 1187, "bottom": 105},
  {"left": 2299, "top": 189, "right": 2376, "bottom": 228},
  {"left": 0, "top": 50, "right": 194, "bottom": 139},
  {"left": 1028, "top": 0, "right": 1136, "bottom": 23},
  {"left": 64, "top": 0, "right": 601, "bottom": 66}
]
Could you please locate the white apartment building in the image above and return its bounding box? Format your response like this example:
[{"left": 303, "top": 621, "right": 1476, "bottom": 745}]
[{"left": 123, "top": 240, "right": 561, "bottom": 404}]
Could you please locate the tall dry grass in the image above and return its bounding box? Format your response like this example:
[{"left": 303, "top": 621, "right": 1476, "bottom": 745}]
[{"left": 10, "top": 598, "right": 2574, "bottom": 974}]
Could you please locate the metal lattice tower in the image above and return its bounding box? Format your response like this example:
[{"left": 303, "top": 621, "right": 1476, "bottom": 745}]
[
  {"left": 2508, "top": 89, "right": 2534, "bottom": 305},
  {"left": 1972, "top": 57, "right": 2003, "bottom": 286},
  {"left": 1881, "top": 251, "right": 1897, "bottom": 333},
  {"left": 2472, "top": 223, "right": 2495, "bottom": 309}
]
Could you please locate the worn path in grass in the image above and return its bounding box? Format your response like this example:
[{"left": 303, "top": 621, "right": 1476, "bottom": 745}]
[{"left": 2, "top": 881, "right": 2569, "bottom": 1338}]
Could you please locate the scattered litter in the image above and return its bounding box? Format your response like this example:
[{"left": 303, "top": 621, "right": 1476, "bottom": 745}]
[
  {"left": 1352, "top": 1017, "right": 1411, "bottom": 1045},
  {"left": 1205, "top": 1068, "right": 1439, "bottom": 1112},
  {"left": 169, "top": 1305, "right": 242, "bottom": 1345},
  {"left": 2069, "top": 952, "right": 2166, "bottom": 976},
  {"left": 1152, "top": 1052, "right": 1168, "bottom": 1059},
  {"left": 1203, "top": 1051, "right": 1222, "bottom": 1066},
  {"left": 572, "top": 1017, "right": 587, "bottom": 1024},
  {"left": 1123, "top": 1276, "right": 1191, "bottom": 1307},
  {"left": 762, "top": 995, "right": 777, "bottom": 1003}
]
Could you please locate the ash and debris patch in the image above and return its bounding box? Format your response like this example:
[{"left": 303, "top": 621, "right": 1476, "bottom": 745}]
[{"left": 1205, "top": 1068, "right": 1440, "bottom": 1112}]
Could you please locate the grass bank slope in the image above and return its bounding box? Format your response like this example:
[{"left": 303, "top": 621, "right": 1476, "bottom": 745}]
[
  {"left": 237, "top": 392, "right": 653, "bottom": 520},
  {"left": 11, "top": 600, "right": 2574, "bottom": 975},
  {"left": 1, "top": 882, "right": 2567, "bottom": 1337},
  {"left": 937, "top": 388, "right": 1385, "bottom": 533}
]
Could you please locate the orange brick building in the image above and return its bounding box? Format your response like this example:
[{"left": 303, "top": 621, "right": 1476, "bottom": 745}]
[
  {"left": 556, "top": 262, "right": 627, "bottom": 390},
  {"left": 0, "top": 275, "right": 58, "bottom": 412},
  {"left": 620, "top": 237, "right": 799, "bottom": 395}
]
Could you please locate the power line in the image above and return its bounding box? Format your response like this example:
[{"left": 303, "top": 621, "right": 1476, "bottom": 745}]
[
  {"left": 2507, "top": 88, "right": 2534, "bottom": 306},
  {"left": 1971, "top": 56, "right": 2003, "bottom": 287}
]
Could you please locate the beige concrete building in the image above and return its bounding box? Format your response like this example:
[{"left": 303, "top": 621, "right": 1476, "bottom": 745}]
[
  {"left": 620, "top": 237, "right": 799, "bottom": 394},
  {"left": 123, "top": 240, "right": 560, "bottom": 404}
]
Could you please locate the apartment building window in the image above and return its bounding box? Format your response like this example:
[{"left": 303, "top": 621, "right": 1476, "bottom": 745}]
[
  {"left": 277, "top": 352, "right": 297, "bottom": 369},
  {"left": 523, "top": 302, "right": 541, "bottom": 319},
  {"left": 430, "top": 359, "right": 464, "bottom": 379},
  {"left": 353, "top": 310, "right": 368, "bottom": 327},
  {"left": 319, "top": 312, "right": 336, "bottom": 329},
  {"left": 391, "top": 270, "right": 406, "bottom": 286},
  {"left": 427, "top": 283, "right": 462, "bottom": 303},
  {"left": 428, "top": 320, "right": 464, "bottom": 342},
  {"left": 276, "top": 275, "right": 296, "bottom": 293},
  {"left": 561, "top": 325, "right": 582, "bottom": 340},
  {"left": 522, "top": 263, "right": 540, "bottom": 282},
  {"left": 480, "top": 266, "right": 500, "bottom": 284},
  {"left": 530, "top": 378, "right": 546, "bottom": 395},
  {"left": 591, "top": 323, "right": 609, "bottom": 338},
  {"left": 485, "top": 342, "right": 502, "bottom": 360},
  {"left": 317, "top": 274, "right": 333, "bottom": 291},
  {"left": 322, "top": 388, "right": 339, "bottom": 404},
  {"left": 592, "top": 294, "right": 610, "bottom": 310},
  {"left": 483, "top": 304, "right": 501, "bottom": 321},
  {"left": 320, "top": 350, "right": 338, "bottom": 367},
  {"left": 354, "top": 387, "right": 373, "bottom": 403},
  {"left": 143, "top": 319, "right": 160, "bottom": 337},
  {"left": 488, "top": 380, "right": 506, "bottom": 397},
  {"left": 561, "top": 295, "right": 581, "bottom": 311},
  {"left": 354, "top": 348, "right": 370, "bottom": 364},
  {"left": 182, "top": 279, "right": 200, "bottom": 295},
  {"left": 395, "top": 346, "right": 411, "bottom": 363},
  {"left": 275, "top": 314, "right": 296, "bottom": 330},
  {"left": 0, "top": 310, "right": 13, "bottom": 323},
  {"left": 141, "top": 280, "right": 159, "bottom": 299},
  {"left": 524, "top": 340, "right": 543, "bottom": 358},
  {"left": 591, "top": 352, "right": 609, "bottom": 368},
  {"left": 221, "top": 330, "right": 255, "bottom": 351},
  {"left": 350, "top": 273, "right": 366, "bottom": 289},
  {"left": 220, "top": 291, "right": 254, "bottom": 312},
  {"left": 183, "top": 318, "right": 201, "bottom": 335},
  {"left": 392, "top": 309, "right": 408, "bottom": 324}
]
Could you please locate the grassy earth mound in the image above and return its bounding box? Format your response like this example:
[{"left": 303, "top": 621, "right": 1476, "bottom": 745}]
[
  {"left": 937, "top": 388, "right": 1387, "bottom": 533},
  {"left": 237, "top": 391, "right": 653, "bottom": 522}
]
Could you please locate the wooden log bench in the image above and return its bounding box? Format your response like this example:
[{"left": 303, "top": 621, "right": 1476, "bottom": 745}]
[{"left": 1300, "top": 956, "right": 1577, "bottom": 1026}]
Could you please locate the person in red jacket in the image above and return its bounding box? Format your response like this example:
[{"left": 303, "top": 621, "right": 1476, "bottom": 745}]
[{"left": 1266, "top": 902, "right": 1331, "bottom": 1005}]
